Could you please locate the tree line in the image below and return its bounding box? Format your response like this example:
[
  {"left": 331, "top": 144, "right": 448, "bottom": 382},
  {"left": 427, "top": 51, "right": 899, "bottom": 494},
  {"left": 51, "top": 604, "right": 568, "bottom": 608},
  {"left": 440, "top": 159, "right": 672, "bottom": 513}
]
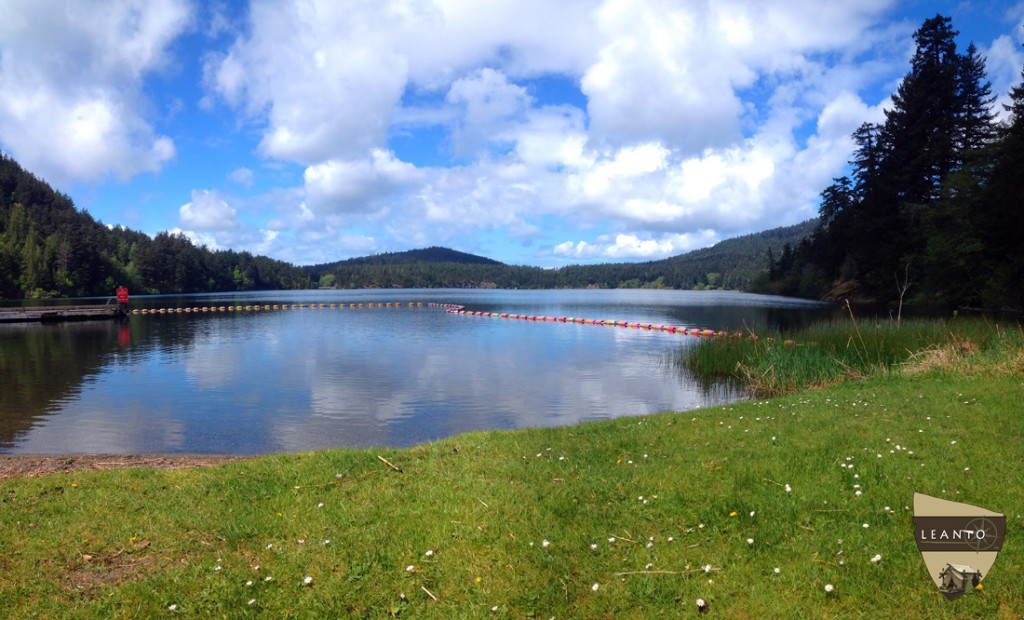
[{"left": 759, "top": 15, "right": 1024, "bottom": 310}]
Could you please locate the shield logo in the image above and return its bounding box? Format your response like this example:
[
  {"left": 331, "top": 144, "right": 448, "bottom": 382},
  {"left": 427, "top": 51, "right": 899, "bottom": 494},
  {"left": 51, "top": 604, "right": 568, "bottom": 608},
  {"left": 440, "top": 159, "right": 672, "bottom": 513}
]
[{"left": 913, "top": 493, "right": 1005, "bottom": 601}]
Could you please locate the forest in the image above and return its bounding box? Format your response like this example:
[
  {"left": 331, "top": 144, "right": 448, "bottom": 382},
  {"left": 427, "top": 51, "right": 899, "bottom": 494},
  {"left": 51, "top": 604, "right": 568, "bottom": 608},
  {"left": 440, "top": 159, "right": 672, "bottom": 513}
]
[{"left": 759, "top": 15, "right": 1024, "bottom": 310}]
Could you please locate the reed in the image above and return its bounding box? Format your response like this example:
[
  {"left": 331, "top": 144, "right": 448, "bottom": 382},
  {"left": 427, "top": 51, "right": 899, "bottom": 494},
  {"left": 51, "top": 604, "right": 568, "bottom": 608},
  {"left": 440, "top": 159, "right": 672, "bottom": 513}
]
[{"left": 680, "top": 317, "right": 1022, "bottom": 397}]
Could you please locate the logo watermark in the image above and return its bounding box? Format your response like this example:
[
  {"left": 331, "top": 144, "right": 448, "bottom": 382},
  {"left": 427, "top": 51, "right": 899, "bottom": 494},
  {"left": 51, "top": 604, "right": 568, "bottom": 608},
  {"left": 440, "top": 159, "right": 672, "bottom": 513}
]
[{"left": 913, "top": 493, "right": 1005, "bottom": 601}]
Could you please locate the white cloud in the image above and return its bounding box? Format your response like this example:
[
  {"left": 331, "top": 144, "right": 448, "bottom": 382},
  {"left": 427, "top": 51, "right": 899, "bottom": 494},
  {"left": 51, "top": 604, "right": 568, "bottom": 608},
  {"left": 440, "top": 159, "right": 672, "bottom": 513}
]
[
  {"left": 228, "top": 167, "right": 254, "bottom": 186},
  {"left": 446, "top": 68, "right": 533, "bottom": 156},
  {"left": 554, "top": 231, "right": 719, "bottom": 260},
  {"left": 0, "top": 0, "right": 190, "bottom": 182},
  {"left": 303, "top": 149, "right": 424, "bottom": 215},
  {"left": 986, "top": 34, "right": 1024, "bottom": 120},
  {"left": 195, "top": 0, "right": 920, "bottom": 265},
  {"left": 205, "top": 1, "right": 414, "bottom": 163},
  {"left": 179, "top": 189, "right": 239, "bottom": 231}
]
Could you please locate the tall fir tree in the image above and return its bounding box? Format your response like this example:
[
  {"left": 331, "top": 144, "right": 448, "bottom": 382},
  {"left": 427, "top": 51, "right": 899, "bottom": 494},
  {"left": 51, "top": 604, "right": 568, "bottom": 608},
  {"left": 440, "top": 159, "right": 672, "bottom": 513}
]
[
  {"left": 815, "top": 15, "right": 997, "bottom": 304},
  {"left": 975, "top": 56, "right": 1024, "bottom": 307}
]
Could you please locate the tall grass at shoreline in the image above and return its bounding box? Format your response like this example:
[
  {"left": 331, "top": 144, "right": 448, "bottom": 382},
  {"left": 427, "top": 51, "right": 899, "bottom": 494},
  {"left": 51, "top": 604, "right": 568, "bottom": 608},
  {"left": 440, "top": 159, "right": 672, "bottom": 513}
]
[{"left": 680, "top": 316, "right": 1024, "bottom": 396}]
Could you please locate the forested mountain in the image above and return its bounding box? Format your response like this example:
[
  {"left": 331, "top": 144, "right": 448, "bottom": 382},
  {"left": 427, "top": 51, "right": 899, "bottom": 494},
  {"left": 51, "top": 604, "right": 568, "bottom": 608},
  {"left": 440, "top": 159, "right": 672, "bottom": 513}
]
[
  {"left": 304, "top": 221, "right": 815, "bottom": 290},
  {"left": 316, "top": 246, "right": 503, "bottom": 267},
  {"left": 0, "top": 154, "right": 309, "bottom": 299},
  {"left": 764, "top": 15, "right": 1024, "bottom": 310},
  {"left": 554, "top": 220, "right": 816, "bottom": 290}
]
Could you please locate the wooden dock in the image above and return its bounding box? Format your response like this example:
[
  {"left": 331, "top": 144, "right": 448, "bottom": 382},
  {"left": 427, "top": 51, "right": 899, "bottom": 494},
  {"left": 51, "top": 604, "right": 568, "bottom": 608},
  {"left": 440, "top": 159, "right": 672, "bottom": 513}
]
[{"left": 0, "top": 304, "right": 123, "bottom": 323}]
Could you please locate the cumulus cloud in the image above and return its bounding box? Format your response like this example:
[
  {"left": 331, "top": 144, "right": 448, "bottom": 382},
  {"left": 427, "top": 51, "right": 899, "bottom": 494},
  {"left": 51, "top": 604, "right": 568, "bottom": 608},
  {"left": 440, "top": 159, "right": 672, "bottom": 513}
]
[
  {"left": 986, "top": 34, "right": 1024, "bottom": 119},
  {"left": 553, "top": 231, "right": 719, "bottom": 260},
  {"left": 0, "top": 0, "right": 190, "bottom": 182},
  {"left": 194, "top": 0, "right": 921, "bottom": 264},
  {"left": 303, "top": 149, "right": 424, "bottom": 215},
  {"left": 179, "top": 189, "right": 239, "bottom": 231}
]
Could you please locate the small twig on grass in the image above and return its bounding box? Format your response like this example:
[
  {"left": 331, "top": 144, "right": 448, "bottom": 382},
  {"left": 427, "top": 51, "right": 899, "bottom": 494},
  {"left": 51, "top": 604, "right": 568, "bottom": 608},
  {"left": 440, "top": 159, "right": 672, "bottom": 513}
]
[
  {"left": 377, "top": 455, "right": 403, "bottom": 473},
  {"left": 815, "top": 509, "right": 847, "bottom": 513},
  {"left": 615, "top": 567, "right": 721, "bottom": 577},
  {"left": 421, "top": 585, "right": 438, "bottom": 601},
  {"left": 477, "top": 498, "right": 490, "bottom": 508},
  {"left": 763, "top": 478, "right": 787, "bottom": 489}
]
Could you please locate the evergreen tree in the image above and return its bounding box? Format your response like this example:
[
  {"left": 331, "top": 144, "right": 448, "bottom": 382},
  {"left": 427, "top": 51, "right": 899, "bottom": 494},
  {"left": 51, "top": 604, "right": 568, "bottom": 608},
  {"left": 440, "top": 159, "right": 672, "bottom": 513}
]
[
  {"left": 975, "top": 57, "right": 1024, "bottom": 307},
  {"left": 957, "top": 43, "right": 998, "bottom": 155}
]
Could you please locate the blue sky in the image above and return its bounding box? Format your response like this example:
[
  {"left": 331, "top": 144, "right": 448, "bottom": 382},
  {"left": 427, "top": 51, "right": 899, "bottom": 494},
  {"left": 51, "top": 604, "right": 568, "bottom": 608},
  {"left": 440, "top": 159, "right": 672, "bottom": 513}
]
[{"left": 2, "top": 1, "right": 1023, "bottom": 267}]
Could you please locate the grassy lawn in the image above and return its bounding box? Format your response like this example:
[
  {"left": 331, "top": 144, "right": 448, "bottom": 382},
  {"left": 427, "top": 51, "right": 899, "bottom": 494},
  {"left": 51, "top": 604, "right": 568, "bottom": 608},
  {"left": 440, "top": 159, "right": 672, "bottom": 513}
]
[{"left": 1, "top": 322, "right": 1022, "bottom": 618}]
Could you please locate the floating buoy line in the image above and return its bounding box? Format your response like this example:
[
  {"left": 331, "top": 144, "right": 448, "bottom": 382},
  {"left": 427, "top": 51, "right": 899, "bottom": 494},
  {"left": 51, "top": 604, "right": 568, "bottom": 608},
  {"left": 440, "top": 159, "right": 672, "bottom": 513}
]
[
  {"left": 130, "top": 301, "right": 424, "bottom": 314},
  {"left": 130, "top": 301, "right": 792, "bottom": 343}
]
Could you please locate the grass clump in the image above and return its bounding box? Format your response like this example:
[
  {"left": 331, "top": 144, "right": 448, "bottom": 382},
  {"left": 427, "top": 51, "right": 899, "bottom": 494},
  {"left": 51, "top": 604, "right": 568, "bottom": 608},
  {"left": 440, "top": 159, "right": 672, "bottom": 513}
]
[{"left": 681, "top": 316, "right": 1023, "bottom": 397}]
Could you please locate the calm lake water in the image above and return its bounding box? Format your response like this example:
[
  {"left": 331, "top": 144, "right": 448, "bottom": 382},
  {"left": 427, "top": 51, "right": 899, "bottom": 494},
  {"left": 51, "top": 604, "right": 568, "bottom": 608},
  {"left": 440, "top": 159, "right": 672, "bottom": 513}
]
[{"left": 0, "top": 289, "right": 834, "bottom": 455}]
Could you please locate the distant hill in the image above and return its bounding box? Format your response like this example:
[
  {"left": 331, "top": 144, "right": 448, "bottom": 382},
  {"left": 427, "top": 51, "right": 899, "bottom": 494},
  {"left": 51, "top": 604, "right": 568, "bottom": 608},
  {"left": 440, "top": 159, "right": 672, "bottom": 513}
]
[
  {"left": 307, "top": 246, "right": 503, "bottom": 270},
  {"left": 551, "top": 220, "right": 817, "bottom": 290},
  {"left": 306, "top": 221, "right": 816, "bottom": 290},
  {"left": 654, "top": 219, "right": 817, "bottom": 289}
]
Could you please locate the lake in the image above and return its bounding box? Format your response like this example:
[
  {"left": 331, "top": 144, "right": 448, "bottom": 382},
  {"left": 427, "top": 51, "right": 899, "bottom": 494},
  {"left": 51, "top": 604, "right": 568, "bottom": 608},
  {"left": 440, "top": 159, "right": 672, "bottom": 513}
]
[{"left": 0, "top": 289, "right": 834, "bottom": 455}]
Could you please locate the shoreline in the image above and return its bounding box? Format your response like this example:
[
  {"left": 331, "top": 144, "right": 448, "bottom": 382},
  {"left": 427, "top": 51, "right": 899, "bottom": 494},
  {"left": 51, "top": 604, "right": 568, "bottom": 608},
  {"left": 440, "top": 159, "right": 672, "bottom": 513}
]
[{"left": 0, "top": 453, "right": 247, "bottom": 479}]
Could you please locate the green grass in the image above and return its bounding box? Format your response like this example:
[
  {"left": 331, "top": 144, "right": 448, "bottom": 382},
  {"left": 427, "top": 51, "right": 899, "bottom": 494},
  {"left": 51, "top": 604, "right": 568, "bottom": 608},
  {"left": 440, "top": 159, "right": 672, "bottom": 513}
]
[
  {"left": 1, "top": 325, "right": 1022, "bottom": 618},
  {"left": 681, "top": 317, "right": 1024, "bottom": 396}
]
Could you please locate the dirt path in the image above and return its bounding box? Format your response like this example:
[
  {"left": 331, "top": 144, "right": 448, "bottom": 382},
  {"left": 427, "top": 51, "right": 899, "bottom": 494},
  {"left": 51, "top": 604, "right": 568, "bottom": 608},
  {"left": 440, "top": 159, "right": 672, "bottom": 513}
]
[{"left": 0, "top": 454, "right": 246, "bottom": 480}]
